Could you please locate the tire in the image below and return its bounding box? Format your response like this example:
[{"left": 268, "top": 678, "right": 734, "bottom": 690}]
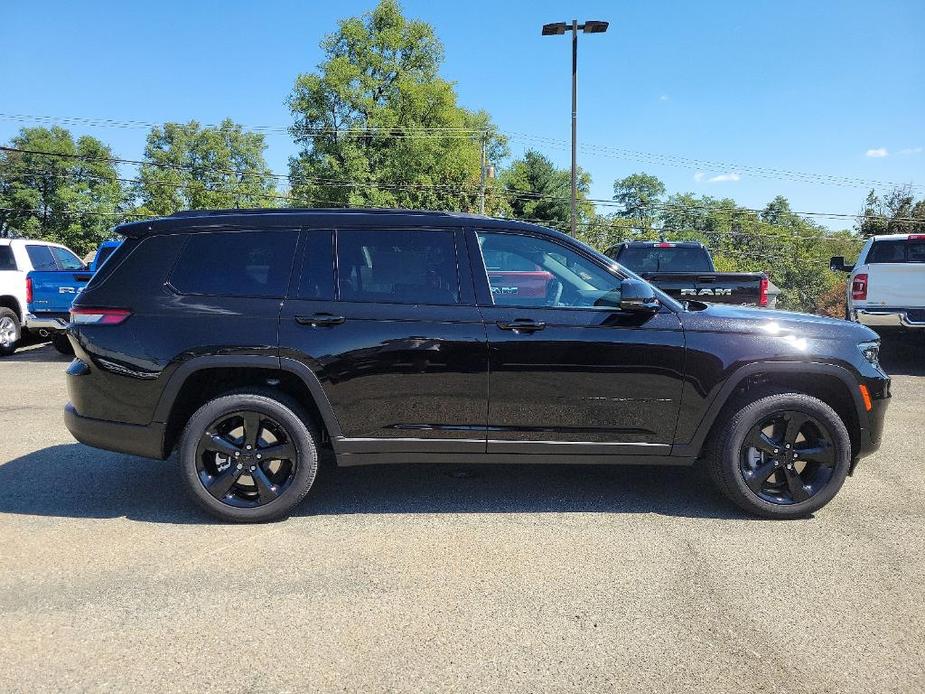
[
  {"left": 52, "top": 333, "right": 74, "bottom": 355},
  {"left": 0, "top": 308, "right": 21, "bottom": 357},
  {"left": 177, "top": 389, "right": 319, "bottom": 523},
  {"left": 705, "top": 392, "right": 851, "bottom": 519}
]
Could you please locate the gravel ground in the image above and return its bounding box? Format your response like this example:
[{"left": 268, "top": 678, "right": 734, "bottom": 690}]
[{"left": 0, "top": 336, "right": 923, "bottom": 693}]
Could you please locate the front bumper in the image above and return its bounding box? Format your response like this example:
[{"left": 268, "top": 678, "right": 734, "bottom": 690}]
[
  {"left": 64, "top": 403, "right": 166, "bottom": 459},
  {"left": 24, "top": 312, "right": 69, "bottom": 334},
  {"left": 853, "top": 307, "right": 925, "bottom": 329}
]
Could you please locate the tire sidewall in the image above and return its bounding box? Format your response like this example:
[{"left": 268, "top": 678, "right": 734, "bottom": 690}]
[
  {"left": 0, "top": 308, "right": 20, "bottom": 356},
  {"left": 179, "top": 393, "right": 318, "bottom": 523},
  {"left": 723, "top": 395, "right": 852, "bottom": 518}
]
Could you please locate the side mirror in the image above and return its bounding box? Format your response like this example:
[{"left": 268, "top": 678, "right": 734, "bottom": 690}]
[
  {"left": 619, "top": 278, "right": 660, "bottom": 313},
  {"left": 830, "top": 256, "right": 853, "bottom": 272}
]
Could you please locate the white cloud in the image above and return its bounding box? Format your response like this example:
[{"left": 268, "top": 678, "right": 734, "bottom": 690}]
[
  {"left": 865, "top": 147, "right": 889, "bottom": 158},
  {"left": 693, "top": 171, "right": 705, "bottom": 182},
  {"left": 898, "top": 146, "right": 923, "bottom": 156},
  {"left": 659, "top": 94, "right": 670, "bottom": 102},
  {"left": 707, "top": 172, "right": 741, "bottom": 183}
]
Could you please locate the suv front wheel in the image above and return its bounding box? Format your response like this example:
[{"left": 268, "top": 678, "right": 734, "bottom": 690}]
[
  {"left": 706, "top": 392, "right": 852, "bottom": 519},
  {"left": 178, "top": 390, "right": 319, "bottom": 522}
]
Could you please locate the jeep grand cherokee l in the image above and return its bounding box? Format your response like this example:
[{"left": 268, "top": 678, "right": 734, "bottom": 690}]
[{"left": 63, "top": 209, "right": 890, "bottom": 522}]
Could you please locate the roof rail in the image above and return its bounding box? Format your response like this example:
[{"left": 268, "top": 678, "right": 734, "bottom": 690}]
[{"left": 168, "top": 207, "right": 454, "bottom": 219}]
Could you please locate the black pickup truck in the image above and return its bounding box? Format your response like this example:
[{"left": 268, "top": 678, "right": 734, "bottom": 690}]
[{"left": 605, "top": 240, "right": 770, "bottom": 307}]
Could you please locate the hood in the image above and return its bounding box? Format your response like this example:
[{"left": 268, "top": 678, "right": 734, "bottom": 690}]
[{"left": 680, "top": 302, "right": 879, "bottom": 342}]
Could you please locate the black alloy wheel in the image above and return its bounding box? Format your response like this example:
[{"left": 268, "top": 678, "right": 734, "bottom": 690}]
[
  {"left": 739, "top": 410, "right": 836, "bottom": 505},
  {"left": 196, "top": 410, "right": 298, "bottom": 508}
]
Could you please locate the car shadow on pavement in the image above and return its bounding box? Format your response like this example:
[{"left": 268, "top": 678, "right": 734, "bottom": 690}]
[
  {"left": 878, "top": 333, "right": 925, "bottom": 377},
  {"left": 4, "top": 343, "right": 70, "bottom": 363},
  {"left": 0, "top": 444, "right": 752, "bottom": 523}
]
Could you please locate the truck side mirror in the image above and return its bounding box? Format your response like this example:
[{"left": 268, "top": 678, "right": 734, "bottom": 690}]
[
  {"left": 829, "top": 256, "right": 853, "bottom": 272},
  {"left": 618, "top": 279, "right": 660, "bottom": 313}
]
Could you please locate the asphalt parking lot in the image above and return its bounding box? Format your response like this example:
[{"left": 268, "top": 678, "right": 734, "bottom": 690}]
[{"left": 0, "top": 337, "right": 923, "bottom": 693}]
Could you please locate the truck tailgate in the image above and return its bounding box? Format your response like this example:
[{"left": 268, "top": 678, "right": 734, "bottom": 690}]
[
  {"left": 864, "top": 264, "right": 925, "bottom": 307},
  {"left": 641, "top": 272, "right": 765, "bottom": 305},
  {"left": 27, "top": 270, "right": 93, "bottom": 313}
]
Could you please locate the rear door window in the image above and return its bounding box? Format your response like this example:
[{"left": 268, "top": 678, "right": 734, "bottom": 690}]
[
  {"left": 170, "top": 230, "right": 299, "bottom": 298},
  {"left": 25, "top": 245, "right": 57, "bottom": 271},
  {"left": 336, "top": 229, "right": 460, "bottom": 305},
  {"left": 0, "top": 246, "right": 16, "bottom": 271},
  {"left": 297, "top": 230, "right": 335, "bottom": 300}
]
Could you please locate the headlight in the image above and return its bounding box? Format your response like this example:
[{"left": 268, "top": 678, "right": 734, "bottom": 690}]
[{"left": 858, "top": 340, "right": 880, "bottom": 367}]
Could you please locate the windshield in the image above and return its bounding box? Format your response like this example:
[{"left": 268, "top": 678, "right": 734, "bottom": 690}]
[{"left": 579, "top": 243, "right": 685, "bottom": 312}]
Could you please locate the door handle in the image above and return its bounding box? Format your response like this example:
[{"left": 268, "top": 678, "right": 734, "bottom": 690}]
[
  {"left": 697, "top": 276, "right": 716, "bottom": 283},
  {"left": 496, "top": 319, "right": 546, "bottom": 332},
  {"left": 295, "top": 313, "right": 345, "bottom": 327}
]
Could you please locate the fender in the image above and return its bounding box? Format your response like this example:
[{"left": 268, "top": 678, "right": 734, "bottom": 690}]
[
  {"left": 671, "top": 360, "right": 867, "bottom": 458},
  {"left": 151, "top": 354, "right": 344, "bottom": 441}
]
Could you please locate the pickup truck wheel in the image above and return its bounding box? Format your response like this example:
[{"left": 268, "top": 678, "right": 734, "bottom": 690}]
[
  {"left": 51, "top": 334, "right": 74, "bottom": 355},
  {"left": 178, "top": 390, "right": 319, "bottom": 523},
  {"left": 0, "top": 308, "right": 21, "bottom": 357},
  {"left": 706, "top": 393, "right": 851, "bottom": 519}
]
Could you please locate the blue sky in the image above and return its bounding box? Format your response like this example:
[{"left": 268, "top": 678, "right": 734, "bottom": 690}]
[{"left": 2, "top": 0, "right": 923, "bottom": 228}]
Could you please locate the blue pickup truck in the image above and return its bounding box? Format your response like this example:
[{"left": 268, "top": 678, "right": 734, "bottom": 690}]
[{"left": 26, "top": 240, "right": 121, "bottom": 353}]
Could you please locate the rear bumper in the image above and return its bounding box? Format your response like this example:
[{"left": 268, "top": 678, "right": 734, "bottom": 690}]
[
  {"left": 24, "top": 312, "right": 69, "bottom": 333},
  {"left": 64, "top": 403, "right": 166, "bottom": 459},
  {"left": 853, "top": 307, "right": 925, "bottom": 328}
]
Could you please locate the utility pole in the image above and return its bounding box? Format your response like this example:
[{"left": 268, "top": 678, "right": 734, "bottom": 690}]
[
  {"left": 542, "top": 19, "right": 609, "bottom": 236},
  {"left": 479, "top": 134, "right": 487, "bottom": 215}
]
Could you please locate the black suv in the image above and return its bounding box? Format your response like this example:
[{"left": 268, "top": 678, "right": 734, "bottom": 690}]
[{"left": 63, "top": 209, "right": 890, "bottom": 522}]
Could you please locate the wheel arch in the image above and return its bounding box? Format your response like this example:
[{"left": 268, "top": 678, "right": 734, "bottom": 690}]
[
  {"left": 155, "top": 355, "right": 343, "bottom": 458},
  {"left": 675, "top": 362, "right": 866, "bottom": 461},
  {"left": 0, "top": 295, "right": 22, "bottom": 321}
]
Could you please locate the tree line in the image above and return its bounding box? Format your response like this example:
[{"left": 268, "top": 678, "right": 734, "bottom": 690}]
[{"left": 1, "top": 0, "right": 922, "bottom": 314}]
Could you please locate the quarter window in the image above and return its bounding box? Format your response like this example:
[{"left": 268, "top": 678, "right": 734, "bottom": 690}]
[
  {"left": 0, "top": 246, "right": 16, "bottom": 271},
  {"left": 170, "top": 230, "right": 298, "bottom": 298},
  {"left": 336, "top": 229, "right": 460, "bottom": 305},
  {"left": 476, "top": 231, "right": 622, "bottom": 309}
]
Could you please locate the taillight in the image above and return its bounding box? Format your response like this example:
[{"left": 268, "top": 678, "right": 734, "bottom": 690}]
[
  {"left": 851, "top": 273, "right": 868, "bottom": 301},
  {"left": 758, "top": 275, "right": 769, "bottom": 307},
  {"left": 908, "top": 234, "right": 925, "bottom": 240},
  {"left": 69, "top": 307, "right": 132, "bottom": 325},
  {"left": 25, "top": 277, "right": 33, "bottom": 304}
]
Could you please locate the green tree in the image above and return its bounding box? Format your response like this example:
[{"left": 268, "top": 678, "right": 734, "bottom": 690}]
[
  {"left": 287, "top": 0, "right": 507, "bottom": 212},
  {"left": 135, "top": 119, "right": 276, "bottom": 216},
  {"left": 612, "top": 172, "right": 666, "bottom": 224},
  {"left": 501, "top": 150, "right": 592, "bottom": 228},
  {"left": 857, "top": 187, "right": 925, "bottom": 237},
  {"left": 0, "top": 126, "right": 124, "bottom": 254}
]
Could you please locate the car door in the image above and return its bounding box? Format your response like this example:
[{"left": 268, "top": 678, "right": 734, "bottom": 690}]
[
  {"left": 278, "top": 226, "right": 489, "bottom": 456},
  {"left": 469, "top": 227, "right": 686, "bottom": 457}
]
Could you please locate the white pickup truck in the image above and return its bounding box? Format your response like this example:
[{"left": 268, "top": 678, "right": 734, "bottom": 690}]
[
  {"left": 0, "top": 237, "right": 87, "bottom": 356},
  {"left": 831, "top": 233, "right": 925, "bottom": 330}
]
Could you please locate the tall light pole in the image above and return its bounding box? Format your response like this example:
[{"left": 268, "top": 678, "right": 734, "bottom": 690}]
[{"left": 541, "top": 20, "right": 609, "bottom": 236}]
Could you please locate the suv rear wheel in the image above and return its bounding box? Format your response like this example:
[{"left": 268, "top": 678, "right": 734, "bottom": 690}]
[
  {"left": 178, "top": 390, "right": 319, "bottom": 522},
  {"left": 706, "top": 392, "right": 851, "bottom": 519},
  {"left": 0, "top": 308, "right": 21, "bottom": 357}
]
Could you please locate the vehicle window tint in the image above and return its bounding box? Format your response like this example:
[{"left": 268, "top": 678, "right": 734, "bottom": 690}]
[
  {"left": 26, "top": 245, "right": 57, "bottom": 271},
  {"left": 336, "top": 229, "right": 459, "bottom": 305},
  {"left": 51, "top": 246, "right": 84, "bottom": 270},
  {"left": 867, "top": 239, "right": 925, "bottom": 263},
  {"left": 0, "top": 246, "right": 15, "bottom": 271},
  {"left": 170, "top": 230, "right": 298, "bottom": 297},
  {"left": 618, "top": 247, "right": 711, "bottom": 273},
  {"left": 297, "top": 230, "right": 335, "bottom": 300},
  {"left": 476, "top": 231, "right": 621, "bottom": 308}
]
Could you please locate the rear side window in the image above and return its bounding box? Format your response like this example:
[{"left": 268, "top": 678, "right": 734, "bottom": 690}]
[
  {"left": 51, "top": 246, "right": 84, "bottom": 270},
  {"left": 866, "top": 239, "right": 925, "bottom": 263},
  {"left": 336, "top": 229, "right": 460, "bottom": 305},
  {"left": 26, "top": 245, "right": 57, "bottom": 271},
  {"left": 170, "top": 230, "right": 298, "bottom": 298},
  {"left": 0, "top": 246, "right": 16, "bottom": 271},
  {"left": 297, "top": 230, "right": 335, "bottom": 300}
]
